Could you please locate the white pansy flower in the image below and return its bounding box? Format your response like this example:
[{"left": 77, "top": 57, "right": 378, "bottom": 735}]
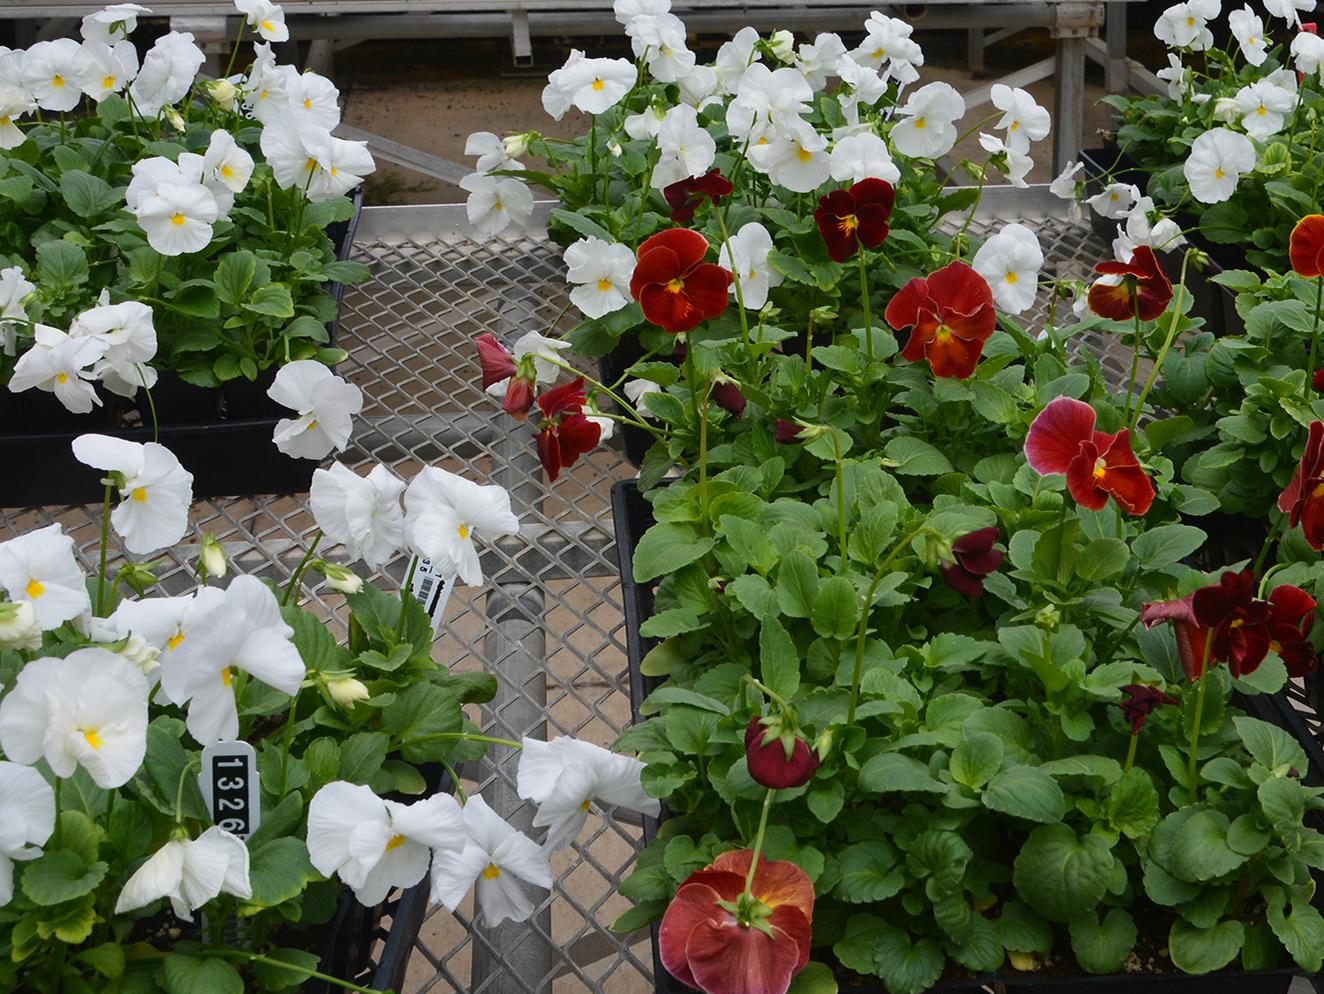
[
  {"left": 1235, "top": 78, "right": 1297, "bottom": 140},
  {"left": 309, "top": 462, "right": 406, "bottom": 569},
  {"left": 107, "top": 587, "right": 225, "bottom": 665},
  {"left": 891, "top": 81, "right": 965, "bottom": 159},
  {"left": 0, "top": 266, "right": 34, "bottom": 353},
  {"left": 978, "top": 132, "right": 1033, "bottom": 187},
  {"left": 129, "top": 31, "right": 204, "bottom": 116},
  {"left": 160, "top": 575, "right": 305, "bottom": 744},
  {"left": 9, "top": 325, "right": 107, "bottom": 414},
  {"left": 624, "top": 103, "right": 666, "bottom": 141},
  {"left": 639, "top": 14, "right": 696, "bottom": 83},
  {"left": 459, "top": 171, "right": 534, "bottom": 236},
  {"left": 714, "top": 26, "right": 761, "bottom": 94},
  {"left": 541, "top": 49, "right": 586, "bottom": 120},
  {"left": 81, "top": 3, "right": 151, "bottom": 44},
  {"left": 135, "top": 181, "right": 219, "bottom": 256},
  {"left": 404, "top": 467, "right": 521, "bottom": 587},
  {"left": 465, "top": 131, "right": 523, "bottom": 174},
  {"left": 614, "top": 0, "right": 668, "bottom": 24},
  {"left": 1113, "top": 195, "right": 1187, "bottom": 261},
  {"left": 430, "top": 795, "right": 553, "bottom": 926},
  {"left": 267, "top": 360, "right": 364, "bottom": 460},
  {"left": 971, "top": 222, "right": 1043, "bottom": 314},
  {"left": 718, "top": 222, "right": 782, "bottom": 311},
  {"left": 566, "top": 57, "right": 637, "bottom": 115},
  {"left": 624, "top": 378, "right": 662, "bottom": 418},
  {"left": 727, "top": 63, "right": 812, "bottom": 145},
  {"left": 69, "top": 297, "right": 158, "bottom": 398},
  {"left": 748, "top": 117, "right": 830, "bottom": 193},
  {"left": 0, "top": 600, "right": 42, "bottom": 651},
  {"left": 74, "top": 40, "right": 138, "bottom": 101},
  {"left": 517, "top": 737, "right": 658, "bottom": 852},
  {"left": 0, "top": 762, "right": 55, "bottom": 908},
  {"left": 115, "top": 826, "right": 250, "bottom": 920},
  {"left": 991, "top": 84, "right": 1050, "bottom": 153},
  {"left": 203, "top": 128, "right": 254, "bottom": 203},
  {"left": 308, "top": 782, "right": 465, "bottom": 906},
  {"left": 0, "top": 82, "right": 33, "bottom": 150},
  {"left": 565, "top": 237, "right": 636, "bottom": 319},
  {"left": 852, "top": 11, "right": 923, "bottom": 84},
  {"left": 286, "top": 124, "right": 374, "bottom": 203},
  {"left": 651, "top": 103, "right": 717, "bottom": 189},
  {"left": 1184, "top": 127, "right": 1256, "bottom": 203},
  {"left": 1266, "top": 0, "right": 1315, "bottom": 26},
  {"left": 125, "top": 153, "right": 202, "bottom": 211},
  {"left": 242, "top": 43, "right": 292, "bottom": 122},
  {"left": 484, "top": 330, "right": 571, "bottom": 400},
  {"left": 235, "top": 0, "right": 289, "bottom": 42},
  {"left": 1087, "top": 181, "right": 1140, "bottom": 219},
  {"left": 0, "top": 524, "right": 89, "bottom": 631},
  {"left": 71, "top": 434, "right": 194, "bottom": 555},
  {"left": 22, "top": 39, "right": 84, "bottom": 112},
  {"left": 1293, "top": 30, "right": 1324, "bottom": 77},
  {"left": 796, "top": 32, "right": 846, "bottom": 91},
  {"left": 766, "top": 29, "right": 795, "bottom": 64},
  {"left": 0, "top": 649, "right": 149, "bottom": 788},
  {"left": 1049, "top": 161, "right": 1085, "bottom": 221},
  {"left": 835, "top": 57, "right": 888, "bottom": 126},
  {"left": 1156, "top": 53, "right": 1190, "bottom": 100},
  {"left": 284, "top": 70, "right": 341, "bottom": 130},
  {"left": 1155, "top": 2, "right": 1215, "bottom": 49},
  {"left": 829, "top": 131, "right": 899, "bottom": 185},
  {"left": 677, "top": 64, "right": 721, "bottom": 111},
  {"left": 1229, "top": 6, "right": 1269, "bottom": 65}
]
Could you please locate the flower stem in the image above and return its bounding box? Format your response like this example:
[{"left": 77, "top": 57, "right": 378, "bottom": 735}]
[
  {"left": 1306, "top": 275, "right": 1323, "bottom": 402},
  {"left": 97, "top": 481, "right": 113, "bottom": 616},
  {"left": 277, "top": 688, "right": 301, "bottom": 798},
  {"left": 742, "top": 788, "right": 776, "bottom": 896},
  {"left": 399, "top": 731, "right": 522, "bottom": 751},
  {"left": 207, "top": 950, "right": 388, "bottom": 994},
  {"left": 1123, "top": 732, "right": 1139, "bottom": 774},
  {"left": 174, "top": 758, "right": 200, "bottom": 824},
  {"left": 281, "top": 531, "right": 322, "bottom": 607},
  {"left": 540, "top": 356, "right": 662, "bottom": 434},
  {"left": 857, "top": 249, "right": 874, "bottom": 360},
  {"left": 685, "top": 347, "right": 710, "bottom": 529},
  {"left": 1129, "top": 249, "right": 1192, "bottom": 435},
  {"left": 1186, "top": 638, "right": 1214, "bottom": 796},
  {"left": 831, "top": 430, "right": 849, "bottom": 574},
  {"left": 847, "top": 526, "right": 928, "bottom": 725},
  {"left": 222, "top": 20, "right": 246, "bottom": 79},
  {"left": 397, "top": 555, "right": 419, "bottom": 634},
  {"left": 1253, "top": 512, "right": 1285, "bottom": 574},
  {"left": 1123, "top": 296, "right": 1143, "bottom": 425},
  {"left": 714, "top": 207, "right": 750, "bottom": 350}
]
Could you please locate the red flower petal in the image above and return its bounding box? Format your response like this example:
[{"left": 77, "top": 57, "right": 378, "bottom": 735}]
[
  {"left": 536, "top": 425, "right": 563, "bottom": 482},
  {"left": 631, "top": 244, "right": 683, "bottom": 299},
  {"left": 1097, "top": 429, "right": 1155, "bottom": 515},
  {"left": 475, "top": 333, "right": 517, "bottom": 390},
  {"left": 1025, "top": 397, "right": 1097, "bottom": 475},
  {"left": 744, "top": 718, "right": 820, "bottom": 789},
  {"left": 1066, "top": 442, "right": 1111, "bottom": 511},
  {"left": 709, "top": 851, "right": 815, "bottom": 924},
  {"left": 1290, "top": 215, "right": 1324, "bottom": 279},
  {"left": 1269, "top": 583, "right": 1317, "bottom": 625},
  {"left": 940, "top": 562, "right": 987, "bottom": 598},
  {"left": 814, "top": 189, "right": 862, "bottom": 263},
  {"left": 685, "top": 909, "right": 807, "bottom": 994},
  {"left": 683, "top": 262, "right": 735, "bottom": 322},
  {"left": 886, "top": 277, "right": 931, "bottom": 341},
  {"left": 925, "top": 328, "right": 987, "bottom": 379},
  {"left": 659, "top": 877, "right": 742, "bottom": 989},
  {"left": 926, "top": 260, "right": 994, "bottom": 324},
  {"left": 555, "top": 411, "right": 601, "bottom": 469},
  {"left": 502, "top": 376, "right": 536, "bottom": 419},
  {"left": 1193, "top": 571, "right": 1256, "bottom": 629},
  {"left": 1091, "top": 247, "right": 1172, "bottom": 321},
  {"left": 537, "top": 377, "right": 588, "bottom": 419},
  {"left": 639, "top": 228, "right": 710, "bottom": 272}
]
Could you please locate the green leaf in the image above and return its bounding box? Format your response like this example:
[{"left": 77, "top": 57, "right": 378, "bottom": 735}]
[
  {"left": 1168, "top": 919, "right": 1245, "bottom": 974},
  {"left": 1069, "top": 908, "right": 1137, "bottom": 974},
  {"left": 760, "top": 617, "right": 800, "bottom": 699},
  {"left": 253, "top": 948, "right": 321, "bottom": 991},
  {"left": 1107, "top": 767, "right": 1159, "bottom": 839},
  {"left": 787, "top": 961, "right": 837, "bottom": 994},
  {"left": 550, "top": 207, "right": 613, "bottom": 242},
  {"left": 807, "top": 781, "right": 844, "bottom": 823},
  {"left": 949, "top": 730, "right": 1003, "bottom": 788},
  {"left": 167, "top": 280, "right": 219, "bottom": 319},
  {"left": 858, "top": 753, "right": 946, "bottom": 794},
  {"left": 381, "top": 683, "right": 462, "bottom": 763},
  {"left": 639, "top": 608, "right": 704, "bottom": 637},
  {"left": 610, "top": 899, "right": 667, "bottom": 933},
  {"left": 1012, "top": 824, "right": 1115, "bottom": 922},
  {"left": 982, "top": 767, "right": 1066, "bottom": 823},
  {"left": 873, "top": 926, "right": 946, "bottom": 994},
  {"left": 997, "top": 901, "right": 1054, "bottom": 953},
  {"left": 775, "top": 550, "right": 819, "bottom": 618},
  {"left": 240, "top": 838, "right": 322, "bottom": 912},
  {"left": 1076, "top": 538, "right": 1131, "bottom": 581},
  {"left": 36, "top": 240, "right": 89, "bottom": 290},
  {"left": 719, "top": 514, "right": 779, "bottom": 574},
  {"left": 338, "top": 731, "right": 390, "bottom": 784},
  {"left": 810, "top": 575, "right": 858, "bottom": 640},
  {"left": 834, "top": 841, "right": 904, "bottom": 903},
  {"left": 632, "top": 523, "right": 715, "bottom": 583},
  {"left": 76, "top": 943, "right": 125, "bottom": 979},
  {"left": 884, "top": 436, "right": 953, "bottom": 476},
  {"left": 1265, "top": 887, "right": 1324, "bottom": 972},
  {"left": 163, "top": 954, "right": 244, "bottom": 994},
  {"left": 58, "top": 170, "right": 117, "bottom": 216},
  {"left": 1234, "top": 716, "right": 1307, "bottom": 775},
  {"left": 243, "top": 283, "right": 295, "bottom": 319},
  {"left": 20, "top": 850, "right": 108, "bottom": 906},
  {"left": 215, "top": 251, "right": 258, "bottom": 306},
  {"left": 1130, "top": 524, "right": 1206, "bottom": 569},
  {"left": 1150, "top": 808, "right": 1247, "bottom": 883}
]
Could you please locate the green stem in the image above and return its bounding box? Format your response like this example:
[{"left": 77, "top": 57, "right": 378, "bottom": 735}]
[
  {"left": 400, "top": 731, "right": 522, "bottom": 751},
  {"left": 281, "top": 531, "right": 322, "bottom": 607},
  {"left": 685, "top": 347, "right": 710, "bottom": 529},
  {"left": 953, "top": 173, "right": 986, "bottom": 261},
  {"left": 97, "top": 482, "right": 113, "bottom": 616},
  {"left": 847, "top": 526, "right": 929, "bottom": 725},
  {"left": 831, "top": 430, "right": 849, "bottom": 574},
  {"left": 207, "top": 950, "right": 387, "bottom": 994},
  {"left": 1123, "top": 732, "right": 1139, "bottom": 774},
  {"left": 1253, "top": 512, "right": 1285, "bottom": 575},
  {"left": 1128, "top": 249, "right": 1192, "bottom": 435},
  {"left": 858, "top": 248, "right": 874, "bottom": 360},
  {"left": 440, "top": 760, "right": 468, "bottom": 804},
  {"left": 1306, "top": 275, "right": 1323, "bottom": 402},
  {"left": 174, "top": 759, "right": 200, "bottom": 824},
  {"left": 742, "top": 788, "right": 776, "bottom": 896},
  {"left": 1123, "top": 295, "right": 1143, "bottom": 425},
  {"left": 222, "top": 19, "right": 246, "bottom": 79},
  {"left": 277, "top": 688, "right": 301, "bottom": 798},
  {"left": 541, "top": 356, "right": 664, "bottom": 434},
  {"left": 1186, "top": 638, "right": 1214, "bottom": 796},
  {"left": 714, "top": 207, "right": 750, "bottom": 350},
  {"left": 397, "top": 555, "right": 419, "bottom": 634}
]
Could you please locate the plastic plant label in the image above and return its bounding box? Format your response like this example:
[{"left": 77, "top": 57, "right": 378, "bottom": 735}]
[
  {"left": 411, "top": 557, "right": 455, "bottom": 633},
  {"left": 199, "top": 740, "right": 260, "bottom": 839}
]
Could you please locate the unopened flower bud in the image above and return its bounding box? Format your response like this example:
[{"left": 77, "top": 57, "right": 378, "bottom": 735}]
[
  {"left": 607, "top": 139, "right": 623, "bottom": 158},
  {"left": 199, "top": 533, "right": 227, "bottom": 580},
  {"left": 767, "top": 30, "right": 796, "bottom": 63},
  {"left": 204, "top": 77, "right": 240, "bottom": 109},
  {"left": 115, "top": 632, "right": 160, "bottom": 675},
  {"left": 711, "top": 378, "right": 747, "bottom": 418},
  {"left": 0, "top": 600, "right": 41, "bottom": 651},
  {"left": 808, "top": 305, "right": 837, "bottom": 325},
  {"left": 745, "top": 716, "right": 819, "bottom": 788},
  {"left": 1035, "top": 604, "right": 1061, "bottom": 631},
  {"left": 314, "top": 560, "right": 364, "bottom": 594},
  {"left": 164, "top": 107, "right": 186, "bottom": 132},
  {"left": 1212, "top": 96, "right": 1241, "bottom": 123},
  {"left": 922, "top": 532, "right": 953, "bottom": 570},
  {"left": 326, "top": 675, "right": 371, "bottom": 709},
  {"left": 504, "top": 132, "right": 534, "bottom": 159}
]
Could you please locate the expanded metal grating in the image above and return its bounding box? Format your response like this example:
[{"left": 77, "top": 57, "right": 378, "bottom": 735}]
[{"left": 0, "top": 189, "right": 1121, "bottom": 994}]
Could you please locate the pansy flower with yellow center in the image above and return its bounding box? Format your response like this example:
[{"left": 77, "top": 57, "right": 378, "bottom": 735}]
[
  {"left": 0, "top": 522, "right": 90, "bottom": 629},
  {"left": 404, "top": 466, "right": 520, "bottom": 587},
  {"left": 115, "top": 826, "right": 251, "bottom": 921},
  {"left": 431, "top": 795, "right": 553, "bottom": 926},
  {"left": 71, "top": 433, "right": 194, "bottom": 555}
]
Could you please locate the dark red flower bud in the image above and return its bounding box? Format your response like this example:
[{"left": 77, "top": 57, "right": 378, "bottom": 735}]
[
  {"left": 1118, "top": 683, "right": 1178, "bottom": 734},
  {"left": 774, "top": 419, "right": 803, "bottom": 444},
  {"left": 475, "top": 333, "right": 517, "bottom": 390},
  {"left": 939, "top": 526, "right": 1004, "bottom": 598},
  {"left": 663, "top": 168, "right": 734, "bottom": 224},
  {"left": 1313, "top": 368, "right": 1324, "bottom": 392},
  {"left": 745, "top": 717, "right": 819, "bottom": 789},
  {"left": 711, "top": 381, "right": 746, "bottom": 417}
]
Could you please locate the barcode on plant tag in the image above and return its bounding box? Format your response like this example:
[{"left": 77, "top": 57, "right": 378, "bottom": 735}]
[
  {"left": 410, "top": 557, "right": 455, "bottom": 633},
  {"left": 199, "top": 741, "right": 260, "bottom": 839}
]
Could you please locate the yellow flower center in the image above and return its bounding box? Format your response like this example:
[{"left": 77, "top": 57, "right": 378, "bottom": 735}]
[
  {"left": 330, "top": 166, "right": 338, "bottom": 176},
  {"left": 482, "top": 862, "right": 502, "bottom": 880},
  {"left": 934, "top": 324, "right": 953, "bottom": 341},
  {"left": 796, "top": 147, "right": 813, "bottom": 163},
  {"left": 1214, "top": 168, "right": 1225, "bottom": 179},
  {"left": 1005, "top": 271, "right": 1018, "bottom": 284},
  {"left": 25, "top": 579, "right": 44, "bottom": 599},
  {"left": 102, "top": 75, "right": 116, "bottom": 90},
  {"left": 221, "top": 667, "right": 233, "bottom": 687},
  {"left": 457, "top": 524, "right": 470, "bottom": 539},
  {"left": 82, "top": 727, "right": 102, "bottom": 750},
  {"left": 385, "top": 833, "right": 406, "bottom": 852},
  {"left": 597, "top": 277, "right": 613, "bottom": 292},
  {"left": 493, "top": 200, "right": 504, "bottom": 212},
  {"left": 131, "top": 486, "right": 148, "bottom": 502},
  {"left": 1257, "top": 105, "right": 1267, "bottom": 116},
  {"left": 305, "top": 156, "right": 318, "bottom": 172},
  {"left": 592, "top": 78, "right": 605, "bottom": 92},
  {"left": 913, "top": 117, "right": 926, "bottom": 129},
  {"left": 579, "top": 798, "right": 591, "bottom": 811},
  {"left": 303, "top": 98, "right": 312, "bottom": 109},
  {"left": 1010, "top": 120, "right": 1019, "bottom": 131},
  {"left": 666, "top": 278, "right": 685, "bottom": 293},
  {"left": 0, "top": 117, "right": 8, "bottom": 126},
  {"left": 221, "top": 164, "right": 234, "bottom": 178},
  {"left": 839, "top": 214, "right": 859, "bottom": 234},
  {"left": 306, "top": 419, "right": 319, "bottom": 431},
  {"left": 261, "top": 19, "right": 275, "bottom": 30},
  {"left": 168, "top": 631, "right": 186, "bottom": 651},
  {"left": 52, "top": 74, "right": 65, "bottom": 88},
  {"left": 1093, "top": 458, "right": 1108, "bottom": 480},
  {"left": 56, "top": 372, "right": 69, "bottom": 384},
  {"left": 1186, "top": 16, "right": 1195, "bottom": 26},
  {"left": 756, "top": 136, "right": 768, "bottom": 145},
  {"left": 170, "top": 213, "right": 186, "bottom": 226}
]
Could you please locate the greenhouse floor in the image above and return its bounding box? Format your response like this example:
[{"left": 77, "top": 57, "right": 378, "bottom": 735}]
[{"left": 7, "top": 188, "right": 1299, "bottom": 994}]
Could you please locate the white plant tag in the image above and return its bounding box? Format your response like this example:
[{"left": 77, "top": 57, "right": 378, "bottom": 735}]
[
  {"left": 199, "top": 741, "right": 261, "bottom": 839},
  {"left": 411, "top": 557, "right": 455, "bottom": 633}
]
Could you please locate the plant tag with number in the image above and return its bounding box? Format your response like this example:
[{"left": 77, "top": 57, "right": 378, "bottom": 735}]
[
  {"left": 411, "top": 557, "right": 455, "bottom": 633},
  {"left": 200, "top": 741, "right": 260, "bottom": 839}
]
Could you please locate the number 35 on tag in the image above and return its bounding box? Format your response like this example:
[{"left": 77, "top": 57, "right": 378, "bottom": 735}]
[{"left": 200, "top": 741, "right": 260, "bottom": 839}]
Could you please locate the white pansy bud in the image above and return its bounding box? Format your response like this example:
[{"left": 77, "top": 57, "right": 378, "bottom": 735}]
[
  {"left": 204, "top": 78, "right": 240, "bottom": 109},
  {"left": 326, "top": 675, "right": 371, "bottom": 709},
  {"left": 503, "top": 132, "right": 532, "bottom": 159},
  {"left": 164, "top": 107, "right": 186, "bottom": 131},
  {"left": 115, "top": 632, "right": 161, "bottom": 675},
  {"left": 767, "top": 29, "right": 796, "bottom": 63},
  {"left": 607, "top": 139, "right": 623, "bottom": 158},
  {"left": 1212, "top": 96, "right": 1241, "bottom": 123},
  {"left": 199, "top": 533, "right": 227, "bottom": 579},
  {"left": 315, "top": 560, "right": 364, "bottom": 595},
  {"left": 0, "top": 600, "right": 42, "bottom": 651}
]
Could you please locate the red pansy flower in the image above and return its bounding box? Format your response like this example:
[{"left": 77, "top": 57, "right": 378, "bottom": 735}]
[
  {"left": 744, "top": 717, "right": 819, "bottom": 789},
  {"left": 659, "top": 850, "right": 814, "bottom": 994},
  {"left": 1277, "top": 421, "right": 1324, "bottom": 550},
  {"left": 940, "top": 526, "right": 1004, "bottom": 598},
  {"left": 1086, "top": 246, "right": 1173, "bottom": 322},
  {"left": 664, "top": 168, "right": 734, "bottom": 224},
  {"left": 712, "top": 380, "right": 747, "bottom": 418},
  {"left": 474, "top": 333, "right": 536, "bottom": 419},
  {"left": 630, "top": 229, "right": 732, "bottom": 334},
  {"left": 813, "top": 179, "right": 895, "bottom": 263},
  {"left": 534, "top": 377, "right": 600, "bottom": 482},
  {"left": 1313, "top": 369, "right": 1324, "bottom": 392},
  {"left": 1140, "top": 593, "right": 1211, "bottom": 680},
  {"left": 887, "top": 260, "right": 996, "bottom": 380},
  {"left": 1291, "top": 215, "right": 1324, "bottom": 279},
  {"left": 774, "top": 419, "right": 803, "bottom": 444},
  {"left": 1118, "top": 684, "right": 1178, "bottom": 734},
  {"left": 1267, "top": 584, "right": 1318, "bottom": 678},
  {"left": 1024, "top": 397, "right": 1155, "bottom": 516},
  {"left": 1143, "top": 571, "right": 1277, "bottom": 680}
]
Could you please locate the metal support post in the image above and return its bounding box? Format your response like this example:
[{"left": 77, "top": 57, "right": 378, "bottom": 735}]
[
  {"left": 1105, "top": 2, "right": 1129, "bottom": 94},
  {"left": 967, "top": 26, "right": 985, "bottom": 76},
  {"left": 1053, "top": 35, "right": 1087, "bottom": 172},
  {"left": 511, "top": 7, "right": 533, "bottom": 66}
]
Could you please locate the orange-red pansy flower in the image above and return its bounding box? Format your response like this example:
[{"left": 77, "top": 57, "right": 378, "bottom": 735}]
[
  {"left": 1087, "top": 246, "right": 1173, "bottom": 322},
  {"left": 813, "top": 179, "right": 895, "bottom": 263},
  {"left": 630, "top": 228, "right": 731, "bottom": 334},
  {"left": 886, "top": 260, "right": 996, "bottom": 379},
  {"left": 1290, "top": 214, "right": 1324, "bottom": 278},
  {"left": 533, "top": 377, "right": 600, "bottom": 482},
  {"left": 659, "top": 850, "right": 814, "bottom": 994},
  {"left": 1024, "top": 397, "right": 1155, "bottom": 515},
  {"left": 1278, "top": 420, "right": 1324, "bottom": 550}
]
